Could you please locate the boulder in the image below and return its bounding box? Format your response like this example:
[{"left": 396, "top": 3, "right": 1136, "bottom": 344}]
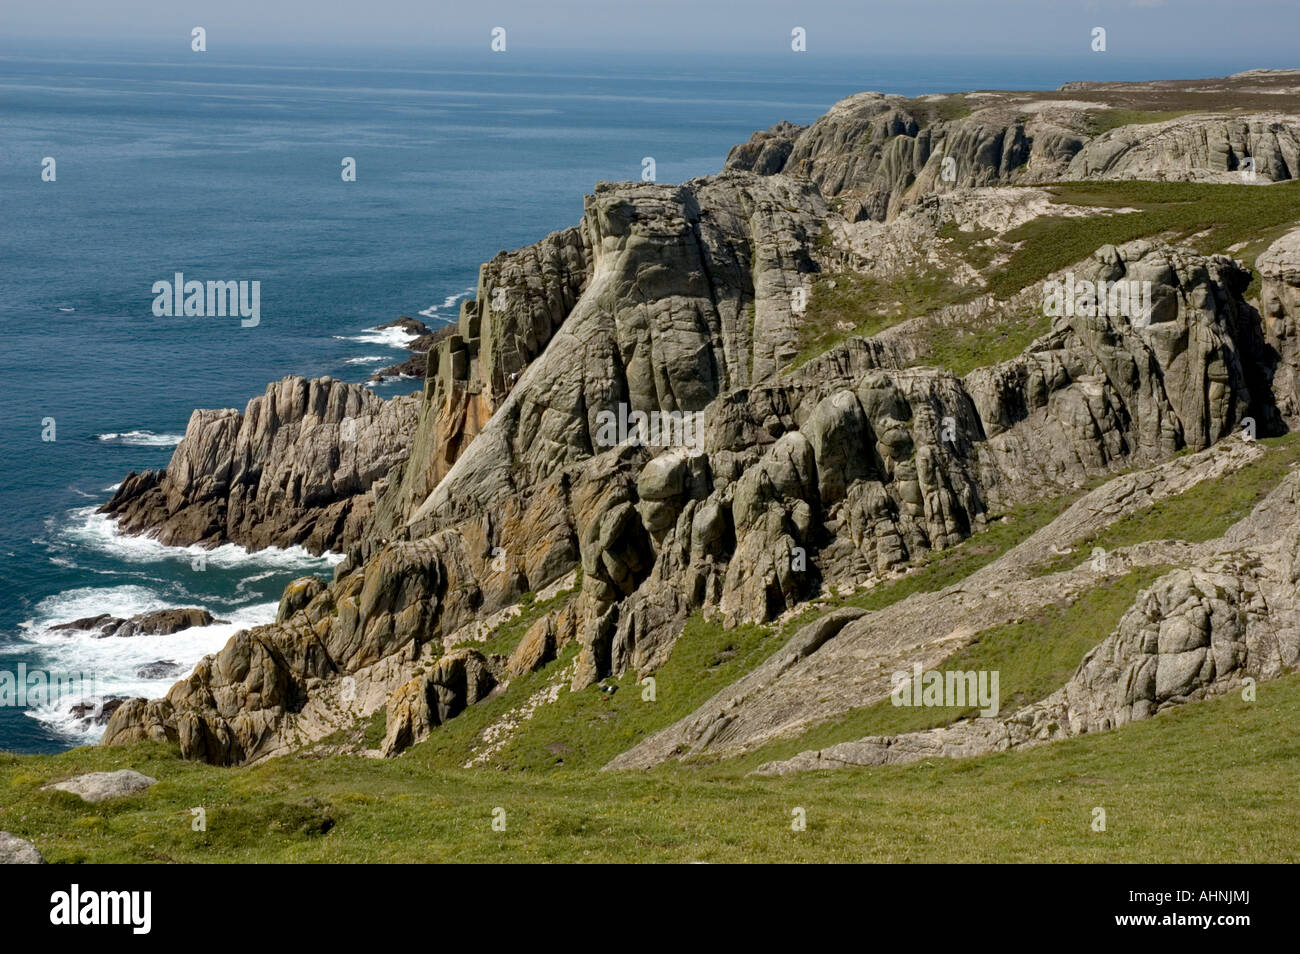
[
  {"left": 0, "top": 832, "right": 44, "bottom": 864},
  {"left": 69, "top": 696, "right": 128, "bottom": 727},
  {"left": 43, "top": 769, "right": 158, "bottom": 803},
  {"left": 135, "top": 660, "right": 184, "bottom": 679}
]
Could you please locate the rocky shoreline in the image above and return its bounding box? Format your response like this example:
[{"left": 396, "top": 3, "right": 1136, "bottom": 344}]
[
  {"left": 368, "top": 316, "right": 457, "bottom": 383},
  {"left": 93, "top": 70, "right": 1300, "bottom": 771}
]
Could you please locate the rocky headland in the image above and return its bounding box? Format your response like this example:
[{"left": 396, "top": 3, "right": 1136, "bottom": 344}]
[{"left": 96, "top": 71, "right": 1300, "bottom": 775}]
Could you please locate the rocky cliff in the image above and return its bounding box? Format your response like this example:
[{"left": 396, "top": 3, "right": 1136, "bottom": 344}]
[
  {"left": 101, "top": 71, "right": 1300, "bottom": 769},
  {"left": 102, "top": 376, "right": 419, "bottom": 555},
  {"left": 726, "top": 72, "right": 1300, "bottom": 221}
]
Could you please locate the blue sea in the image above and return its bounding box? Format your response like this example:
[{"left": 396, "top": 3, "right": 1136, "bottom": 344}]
[{"left": 0, "top": 39, "right": 1281, "bottom": 752}]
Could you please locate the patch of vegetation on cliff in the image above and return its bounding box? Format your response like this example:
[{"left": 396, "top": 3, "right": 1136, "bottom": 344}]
[
  {"left": 787, "top": 267, "right": 972, "bottom": 371},
  {"left": 906, "top": 303, "right": 1049, "bottom": 376},
  {"left": 992, "top": 180, "right": 1300, "bottom": 300},
  {"left": 4, "top": 667, "right": 1299, "bottom": 861},
  {"left": 453, "top": 576, "right": 580, "bottom": 658},
  {"left": 937, "top": 221, "right": 1001, "bottom": 271},
  {"left": 454, "top": 613, "right": 778, "bottom": 773},
  {"left": 904, "top": 93, "right": 973, "bottom": 125},
  {"left": 1083, "top": 108, "right": 1199, "bottom": 135},
  {"left": 1034, "top": 433, "right": 1300, "bottom": 576},
  {"left": 729, "top": 566, "right": 1170, "bottom": 774}
]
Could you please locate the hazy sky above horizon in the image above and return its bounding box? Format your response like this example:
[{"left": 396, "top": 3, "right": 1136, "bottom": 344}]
[{"left": 6, "top": 0, "right": 1300, "bottom": 60}]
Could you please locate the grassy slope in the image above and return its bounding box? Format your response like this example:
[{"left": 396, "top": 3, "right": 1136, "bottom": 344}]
[
  {"left": 917, "top": 181, "right": 1300, "bottom": 373},
  {"left": 8, "top": 426, "right": 1295, "bottom": 862},
  {"left": 788, "top": 267, "right": 970, "bottom": 371},
  {"left": 1033, "top": 433, "right": 1300, "bottom": 575},
  {"left": 3, "top": 670, "right": 1297, "bottom": 862},
  {"left": 994, "top": 180, "right": 1300, "bottom": 300},
  {"left": 434, "top": 487, "right": 1085, "bottom": 776},
  {"left": 727, "top": 565, "right": 1170, "bottom": 774},
  {"left": 1083, "top": 108, "right": 1201, "bottom": 135}
]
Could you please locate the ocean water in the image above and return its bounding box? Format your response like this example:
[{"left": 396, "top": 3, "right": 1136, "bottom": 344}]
[{"left": 0, "top": 39, "right": 1275, "bottom": 752}]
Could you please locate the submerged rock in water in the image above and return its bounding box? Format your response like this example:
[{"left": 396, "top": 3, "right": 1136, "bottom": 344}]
[{"left": 135, "top": 660, "right": 184, "bottom": 679}]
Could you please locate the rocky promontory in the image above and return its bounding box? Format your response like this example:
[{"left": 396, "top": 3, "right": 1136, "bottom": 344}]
[
  {"left": 97, "top": 71, "right": 1300, "bottom": 772},
  {"left": 101, "top": 376, "right": 420, "bottom": 555}
]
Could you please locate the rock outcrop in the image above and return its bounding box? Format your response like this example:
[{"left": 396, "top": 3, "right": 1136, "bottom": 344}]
[
  {"left": 1258, "top": 227, "right": 1300, "bottom": 425},
  {"left": 101, "top": 376, "right": 420, "bottom": 554},
  {"left": 753, "top": 469, "right": 1300, "bottom": 775},
  {"left": 727, "top": 80, "right": 1300, "bottom": 221},
  {"left": 51, "top": 608, "right": 225, "bottom": 638},
  {"left": 370, "top": 317, "right": 455, "bottom": 382},
  {"left": 69, "top": 696, "right": 127, "bottom": 727},
  {"left": 99, "top": 72, "right": 1300, "bottom": 769},
  {"left": 379, "top": 648, "right": 495, "bottom": 756},
  {"left": 609, "top": 439, "right": 1272, "bottom": 770}
]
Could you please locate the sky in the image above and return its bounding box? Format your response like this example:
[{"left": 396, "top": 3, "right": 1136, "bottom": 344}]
[{"left": 4, "top": 0, "right": 1300, "bottom": 60}]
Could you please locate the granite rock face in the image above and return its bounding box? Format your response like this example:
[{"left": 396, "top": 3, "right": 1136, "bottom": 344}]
[
  {"left": 379, "top": 649, "right": 495, "bottom": 757},
  {"left": 727, "top": 88, "right": 1300, "bottom": 221},
  {"left": 100, "top": 74, "right": 1300, "bottom": 768},
  {"left": 967, "top": 240, "right": 1276, "bottom": 506},
  {"left": 101, "top": 376, "right": 420, "bottom": 555},
  {"left": 1258, "top": 227, "right": 1300, "bottom": 425},
  {"left": 753, "top": 471, "right": 1300, "bottom": 775}
]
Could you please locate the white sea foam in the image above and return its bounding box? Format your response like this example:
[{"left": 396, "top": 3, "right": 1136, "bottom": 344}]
[
  {"left": 417, "top": 287, "right": 474, "bottom": 320},
  {"left": 333, "top": 325, "right": 418, "bottom": 349},
  {"left": 10, "top": 590, "right": 282, "bottom": 743},
  {"left": 97, "top": 430, "right": 184, "bottom": 447},
  {"left": 344, "top": 355, "right": 389, "bottom": 365},
  {"left": 8, "top": 472, "right": 341, "bottom": 745},
  {"left": 60, "top": 507, "right": 343, "bottom": 571}
]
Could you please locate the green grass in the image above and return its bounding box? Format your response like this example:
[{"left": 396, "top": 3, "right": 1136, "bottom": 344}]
[
  {"left": 937, "top": 220, "right": 1000, "bottom": 271},
  {"left": 904, "top": 93, "right": 973, "bottom": 125},
  {"left": 730, "top": 566, "right": 1169, "bottom": 773},
  {"left": 393, "top": 483, "right": 1088, "bottom": 778},
  {"left": 430, "top": 612, "right": 779, "bottom": 774},
  {"left": 907, "top": 304, "right": 1049, "bottom": 376},
  {"left": 4, "top": 666, "right": 1298, "bottom": 862},
  {"left": 797, "top": 181, "right": 1300, "bottom": 376},
  {"left": 3, "top": 463, "right": 1294, "bottom": 863},
  {"left": 777, "top": 487, "right": 1091, "bottom": 641},
  {"left": 1083, "top": 108, "right": 1200, "bottom": 135},
  {"left": 788, "top": 268, "right": 976, "bottom": 371},
  {"left": 992, "top": 180, "right": 1300, "bottom": 301},
  {"left": 1035, "top": 433, "right": 1300, "bottom": 575}
]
